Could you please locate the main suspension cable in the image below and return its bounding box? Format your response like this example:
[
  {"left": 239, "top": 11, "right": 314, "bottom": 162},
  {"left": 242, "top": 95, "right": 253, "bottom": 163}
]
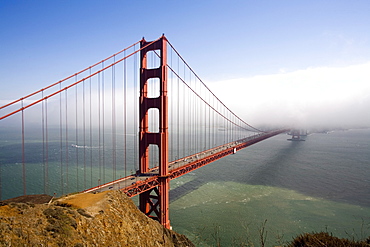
[{"left": 167, "top": 40, "right": 263, "bottom": 133}]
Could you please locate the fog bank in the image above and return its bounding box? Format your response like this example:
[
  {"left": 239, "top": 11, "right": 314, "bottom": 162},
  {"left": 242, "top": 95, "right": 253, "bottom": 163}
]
[{"left": 209, "top": 63, "right": 370, "bottom": 129}]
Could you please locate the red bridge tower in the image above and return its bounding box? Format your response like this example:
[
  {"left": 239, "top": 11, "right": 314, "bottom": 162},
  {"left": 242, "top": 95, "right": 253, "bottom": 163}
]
[{"left": 139, "top": 35, "right": 170, "bottom": 228}]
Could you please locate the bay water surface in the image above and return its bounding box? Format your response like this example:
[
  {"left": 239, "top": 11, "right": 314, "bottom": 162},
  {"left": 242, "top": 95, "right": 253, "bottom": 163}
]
[
  {"left": 169, "top": 129, "right": 370, "bottom": 246},
  {"left": 1, "top": 128, "right": 369, "bottom": 246}
]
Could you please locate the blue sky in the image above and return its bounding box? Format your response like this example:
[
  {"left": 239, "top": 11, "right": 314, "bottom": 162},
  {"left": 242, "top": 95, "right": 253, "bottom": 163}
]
[{"left": 1, "top": 0, "right": 370, "bottom": 128}]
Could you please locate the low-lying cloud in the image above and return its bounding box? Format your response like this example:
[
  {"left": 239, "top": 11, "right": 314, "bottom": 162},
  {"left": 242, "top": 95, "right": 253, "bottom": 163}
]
[{"left": 209, "top": 62, "right": 370, "bottom": 129}]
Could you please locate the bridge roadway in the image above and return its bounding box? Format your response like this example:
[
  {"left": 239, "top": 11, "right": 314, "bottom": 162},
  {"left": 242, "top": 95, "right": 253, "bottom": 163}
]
[{"left": 83, "top": 129, "right": 288, "bottom": 197}]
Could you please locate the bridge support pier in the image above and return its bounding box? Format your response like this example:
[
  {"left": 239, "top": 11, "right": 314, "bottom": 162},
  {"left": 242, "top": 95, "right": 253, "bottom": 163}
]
[{"left": 139, "top": 35, "right": 170, "bottom": 229}]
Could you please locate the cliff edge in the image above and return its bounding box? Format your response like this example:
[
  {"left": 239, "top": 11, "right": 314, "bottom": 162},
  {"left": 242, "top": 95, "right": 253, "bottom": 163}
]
[{"left": 0, "top": 191, "right": 194, "bottom": 247}]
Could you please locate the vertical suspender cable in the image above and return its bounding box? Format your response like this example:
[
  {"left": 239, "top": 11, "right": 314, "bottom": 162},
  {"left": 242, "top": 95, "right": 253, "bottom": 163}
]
[
  {"left": 224, "top": 107, "right": 226, "bottom": 144},
  {"left": 223, "top": 108, "right": 229, "bottom": 144},
  {"left": 89, "top": 68, "right": 93, "bottom": 187},
  {"left": 228, "top": 110, "right": 230, "bottom": 142},
  {"left": 59, "top": 83, "right": 63, "bottom": 195},
  {"left": 205, "top": 86, "right": 208, "bottom": 148},
  {"left": 229, "top": 111, "right": 231, "bottom": 142},
  {"left": 42, "top": 91, "right": 46, "bottom": 194},
  {"left": 202, "top": 85, "right": 204, "bottom": 150},
  {"left": 65, "top": 89, "right": 69, "bottom": 193},
  {"left": 182, "top": 62, "right": 186, "bottom": 158},
  {"left": 232, "top": 114, "right": 234, "bottom": 142},
  {"left": 75, "top": 77, "right": 79, "bottom": 191},
  {"left": 219, "top": 101, "right": 221, "bottom": 145},
  {"left": 188, "top": 71, "right": 191, "bottom": 154},
  {"left": 230, "top": 115, "right": 232, "bottom": 142},
  {"left": 21, "top": 100, "right": 26, "bottom": 195},
  {"left": 189, "top": 75, "right": 197, "bottom": 153},
  {"left": 123, "top": 49, "right": 127, "bottom": 177},
  {"left": 208, "top": 93, "right": 211, "bottom": 150},
  {"left": 83, "top": 79, "right": 86, "bottom": 189},
  {"left": 214, "top": 95, "right": 216, "bottom": 146},
  {"left": 223, "top": 107, "right": 225, "bottom": 143},
  {"left": 192, "top": 74, "right": 195, "bottom": 153},
  {"left": 196, "top": 76, "right": 199, "bottom": 152},
  {"left": 216, "top": 99, "right": 219, "bottom": 146},
  {"left": 210, "top": 96, "right": 213, "bottom": 148},
  {"left": 204, "top": 89, "right": 207, "bottom": 150},
  {"left": 112, "top": 56, "right": 116, "bottom": 180},
  {"left": 204, "top": 90, "right": 207, "bottom": 150},
  {"left": 98, "top": 66, "right": 102, "bottom": 183},
  {"left": 195, "top": 75, "right": 198, "bottom": 153},
  {"left": 216, "top": 100, "right": 218, "bottom": 146},
  {"left": 177, "top": 54, "right": 180, "bottom": 160},
  {"left": 189, "top": 70, "right": 193, "bottom": 154},
  {"left": 169, "top": 48, "right": 173, "bottom": 161},
  {"left": 230, "top": 114, "right": 232, "bottom": 142},
  {"left": 102, "top": 62, "right": 106, "bottom": 183},
  {"left": 212, "top": 96, "right": 214, "bottom": 147},
  {"left": 229, "top": 115, "right": 235, "bottom": 142},
  {"left": 45, "top": 98, "right": 49, "bottom": 195},
  {"left": 235, "top": 117, "right": 237, "bottom": 140}
]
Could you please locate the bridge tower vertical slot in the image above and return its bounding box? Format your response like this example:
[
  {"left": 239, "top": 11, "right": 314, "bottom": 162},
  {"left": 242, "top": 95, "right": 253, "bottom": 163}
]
[{"left": 139, "top": 35, "right": 170, "bottom": 229}]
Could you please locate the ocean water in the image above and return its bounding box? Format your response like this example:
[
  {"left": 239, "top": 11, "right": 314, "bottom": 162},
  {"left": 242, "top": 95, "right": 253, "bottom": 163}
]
[
  {"left": 169, "top": 129, "right": 370, "bottom": 246},
  {"left": 1, "top": 128, "right": 370, "bottom": 246},
  {"left": 0, "top": 127, "right": 139, "bottom": 199}
]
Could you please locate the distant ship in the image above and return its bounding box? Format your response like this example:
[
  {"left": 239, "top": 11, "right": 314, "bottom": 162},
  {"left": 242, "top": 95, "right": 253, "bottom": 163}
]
[{"left": 287, "top": 129, "right": 307, "bottom": 141}]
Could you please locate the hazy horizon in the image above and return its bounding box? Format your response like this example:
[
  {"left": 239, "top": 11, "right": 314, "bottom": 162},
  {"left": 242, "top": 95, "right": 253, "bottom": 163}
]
[{"left": 1, "top": 1, "right": 370, "bottom": 130}]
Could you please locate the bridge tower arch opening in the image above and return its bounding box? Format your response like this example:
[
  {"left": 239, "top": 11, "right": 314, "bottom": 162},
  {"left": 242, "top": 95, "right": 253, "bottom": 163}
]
[{"left": 139, "top": 35, "right": 170, "bottom": 229}]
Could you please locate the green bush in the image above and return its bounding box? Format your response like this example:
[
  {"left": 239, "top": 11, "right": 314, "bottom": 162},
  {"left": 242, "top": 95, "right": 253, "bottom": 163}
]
[{"left": 288, "top": 232, "right": 370, "bottom": 247}]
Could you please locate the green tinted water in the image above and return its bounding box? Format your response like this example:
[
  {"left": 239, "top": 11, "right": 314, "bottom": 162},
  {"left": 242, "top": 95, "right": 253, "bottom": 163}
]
[
  {"left": 169, "top": 129, "right": 370, "bottom": 246},
  {"left": 170, "top": 180, "right": 370, "bottom": 246}
]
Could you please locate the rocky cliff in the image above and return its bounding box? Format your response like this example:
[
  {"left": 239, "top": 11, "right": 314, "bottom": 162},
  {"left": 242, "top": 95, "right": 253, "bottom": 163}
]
[{"left": 0, "top": 191, "right": 194, "bottom": 247}]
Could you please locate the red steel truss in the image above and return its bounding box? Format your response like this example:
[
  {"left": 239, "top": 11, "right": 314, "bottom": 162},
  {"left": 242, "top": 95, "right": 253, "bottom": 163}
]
[{"left": 124, "top": 129, "right": 288, "bottom": 196}]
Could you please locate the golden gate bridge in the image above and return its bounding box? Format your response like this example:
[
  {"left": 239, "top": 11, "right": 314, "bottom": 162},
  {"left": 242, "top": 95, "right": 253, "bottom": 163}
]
[{"left": 0, "top": 35, "right": 288, "bottom": 229}]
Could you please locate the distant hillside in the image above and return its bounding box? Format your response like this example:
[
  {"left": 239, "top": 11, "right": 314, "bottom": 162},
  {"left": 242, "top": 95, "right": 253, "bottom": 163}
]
[{"left": 0, "top": 191, "right": 194, "bottom": 247}]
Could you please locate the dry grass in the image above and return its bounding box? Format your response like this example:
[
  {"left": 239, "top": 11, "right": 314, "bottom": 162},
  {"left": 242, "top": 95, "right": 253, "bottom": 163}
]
[
  {"left": 0, "top": 191, "right": 195, "bottom": 247},
  {"left": 0, "top": 204, "right": 18, "bottom": 217},
  {"left": 58, "top": 191, "right": 109, "bottom": 208}
]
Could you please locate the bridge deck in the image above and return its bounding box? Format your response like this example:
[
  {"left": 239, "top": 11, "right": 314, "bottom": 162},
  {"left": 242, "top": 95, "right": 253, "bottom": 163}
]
[{"left": 83, "top": 129, "right": 288, "bottom": 197}]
